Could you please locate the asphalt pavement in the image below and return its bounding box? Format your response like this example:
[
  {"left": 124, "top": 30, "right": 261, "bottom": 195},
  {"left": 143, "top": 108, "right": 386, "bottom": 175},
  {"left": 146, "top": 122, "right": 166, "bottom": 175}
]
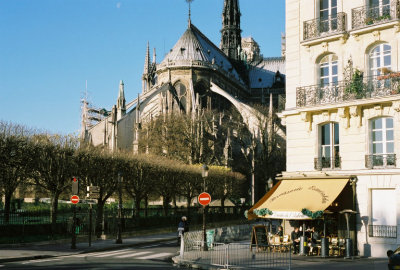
[{"left": 0, "top": 232, "right": 177, "bottom": 263}]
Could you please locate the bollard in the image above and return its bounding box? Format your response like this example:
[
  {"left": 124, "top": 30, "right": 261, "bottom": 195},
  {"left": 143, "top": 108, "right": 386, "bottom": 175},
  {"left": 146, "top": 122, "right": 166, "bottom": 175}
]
[
  {"left": 320, "top": 237, "right": 329, "bottom": 257},
  {"left": 180, "top": 235, "right": 184, "bottom": 258},
  {"left": 345, "top": 238, "right": 353, "bottom": 258},
  {"left": 299, "top": 236, "right": 308, "bottom": 255}
]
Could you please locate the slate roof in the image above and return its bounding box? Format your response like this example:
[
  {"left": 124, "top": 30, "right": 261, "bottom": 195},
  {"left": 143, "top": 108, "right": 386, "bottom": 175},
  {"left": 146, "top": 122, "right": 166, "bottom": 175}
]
[
  {"left": 249, "top": 57, "right": 285, "bottom": 89},
  {"left": 161, "top": 24, "right": 243, "bottom": 83}
]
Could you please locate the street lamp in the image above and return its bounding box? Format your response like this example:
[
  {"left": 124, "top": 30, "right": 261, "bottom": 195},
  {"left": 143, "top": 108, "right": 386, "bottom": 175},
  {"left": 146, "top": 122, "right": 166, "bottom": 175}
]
[
  {"left": 201, "top": 164, "right": 209, "bottom": 251},
  {"left": 116, "top": 172, "right": 123, "bottom": 244}
]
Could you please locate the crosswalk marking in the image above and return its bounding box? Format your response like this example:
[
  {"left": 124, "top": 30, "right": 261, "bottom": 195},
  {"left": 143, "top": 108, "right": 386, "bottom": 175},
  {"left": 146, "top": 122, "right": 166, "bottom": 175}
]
[
  {"left": 92, "top": 249, "right": 132, "bottom": 257},
  {"left": 115, "top": 251, "right": 152, "bottom": 258},
  {"left": 22, "top": 258, "right": 62, "bottom": 264},
  {"left": 136, "top": 252, "right": 173, "bottom": 259}
]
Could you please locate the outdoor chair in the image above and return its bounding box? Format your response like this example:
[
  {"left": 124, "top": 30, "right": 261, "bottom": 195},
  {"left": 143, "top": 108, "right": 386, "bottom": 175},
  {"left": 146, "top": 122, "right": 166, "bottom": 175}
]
[
  {"left": 272, "top": 236, "right": 282, "bottom": 252},
  {"left": 329, "top": 237, "right": 340, "bottom": 256},
  {"left": 338, "top": 238, "right": 346, "bottom": 256},
  {"left": 282, "top": 234, "right": 290, "bottom": 252}
]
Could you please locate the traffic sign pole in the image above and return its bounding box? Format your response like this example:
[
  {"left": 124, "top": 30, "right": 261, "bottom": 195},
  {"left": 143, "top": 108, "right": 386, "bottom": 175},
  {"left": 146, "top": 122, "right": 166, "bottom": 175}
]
[{"left": 71, "top": 204, "right": 76, "bottom": 249}]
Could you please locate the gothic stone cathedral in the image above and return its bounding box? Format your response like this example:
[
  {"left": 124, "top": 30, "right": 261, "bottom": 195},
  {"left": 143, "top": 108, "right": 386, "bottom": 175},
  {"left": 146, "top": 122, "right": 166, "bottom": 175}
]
[{"left": 82, "top": 0, "right": 285, "bottom": 162}]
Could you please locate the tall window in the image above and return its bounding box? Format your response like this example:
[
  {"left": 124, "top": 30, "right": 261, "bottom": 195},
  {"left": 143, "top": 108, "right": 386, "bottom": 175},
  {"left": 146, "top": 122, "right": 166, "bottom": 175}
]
[
  {"left": 172, "top": 82, "right": 187, "bottom": 113},
  {"left": 369, "top": 44, "right": 391, "bottom": 77},
  {"left": 319, "top": 54, "right": 338, "bottom": 86},
  {"left": 318, "top": 122, "right": 340, "bottom": 169},
  {"left": 369, "top": 117, "right": 395, "bottom": 167},
  {"left": 369, "top": 0, "right": 390, "bottom": 18},
  {"left": 320, "top": 0, "right": 337, "bottom": 32}
]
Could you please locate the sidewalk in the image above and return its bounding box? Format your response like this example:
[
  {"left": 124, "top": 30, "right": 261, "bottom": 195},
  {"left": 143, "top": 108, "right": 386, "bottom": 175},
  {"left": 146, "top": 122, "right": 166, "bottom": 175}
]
[{"left": 0, "top": 232, "right": 177, "bottom": 263}]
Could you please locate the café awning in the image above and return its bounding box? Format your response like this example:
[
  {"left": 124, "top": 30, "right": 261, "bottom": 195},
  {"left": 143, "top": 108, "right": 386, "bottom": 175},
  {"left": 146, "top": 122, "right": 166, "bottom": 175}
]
[{"left": 248, "top": 177, "right": 350, "bottom": 220}]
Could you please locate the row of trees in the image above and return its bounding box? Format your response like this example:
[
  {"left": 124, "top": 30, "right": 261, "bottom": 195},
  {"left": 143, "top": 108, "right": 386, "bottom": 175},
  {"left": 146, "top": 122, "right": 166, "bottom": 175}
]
[
  {"left": 139, "top": 105, "right": 286, "bottom": 201},
  {"left": 0, "top": 121, "right": 245, "bottom": 236}
]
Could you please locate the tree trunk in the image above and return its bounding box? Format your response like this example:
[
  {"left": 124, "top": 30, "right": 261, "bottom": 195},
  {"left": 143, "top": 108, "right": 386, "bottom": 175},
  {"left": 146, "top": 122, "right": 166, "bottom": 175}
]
[
  {"left": 144, "top": 196, "right": 148, "bottom": 217},
  {"left": 135, "top": 197, "right": 141, "bottom": 218},
  {"left": 96, "top": 200, "right": 105, "bottom": 238},
  {"left": 3, "top": 190, "right": 12, "bottom": 224},
  {"left": 186, "top": 194, "right": 191, "bottom": 217},
  {"left": 50, "top": 191, "right": 60, "bottom": 225},
  {"left": 162, "top": 196, "right": 170, "bottom": 216}
]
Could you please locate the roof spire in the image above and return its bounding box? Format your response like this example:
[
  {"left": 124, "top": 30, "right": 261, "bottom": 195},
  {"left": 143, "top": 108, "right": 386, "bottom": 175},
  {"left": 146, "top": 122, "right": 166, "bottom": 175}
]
[
  {"left": 186, "top": 0, "right": 193, "bottom": 27},
  {"left": 143, "top": 41, "right": 150, "bottom": 74}
]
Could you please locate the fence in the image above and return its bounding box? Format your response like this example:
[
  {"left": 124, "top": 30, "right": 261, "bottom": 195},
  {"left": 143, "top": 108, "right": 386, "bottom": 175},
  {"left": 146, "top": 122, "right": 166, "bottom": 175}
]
[
  {"left": 0, "top": 206, "right": 244, "bottom": 244},
  {"left": 180, "top": 225, "right": 291, "bottom": 269}
]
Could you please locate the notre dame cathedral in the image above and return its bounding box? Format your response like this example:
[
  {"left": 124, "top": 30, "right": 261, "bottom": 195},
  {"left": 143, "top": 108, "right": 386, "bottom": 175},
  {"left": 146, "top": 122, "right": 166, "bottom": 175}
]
[{"left": 82, "top": 0, "right": 285, "bottom": 167}]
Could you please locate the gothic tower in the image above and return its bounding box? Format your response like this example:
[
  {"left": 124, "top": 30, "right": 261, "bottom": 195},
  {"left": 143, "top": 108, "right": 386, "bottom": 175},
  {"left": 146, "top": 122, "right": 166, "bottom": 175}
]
[{"left": 220, "top": 0, "right": 242, "bottom": 61}]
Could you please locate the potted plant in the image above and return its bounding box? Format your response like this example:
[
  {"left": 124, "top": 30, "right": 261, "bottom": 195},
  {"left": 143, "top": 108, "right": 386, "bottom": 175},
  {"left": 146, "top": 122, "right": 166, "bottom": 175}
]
[{"left": 345, "top": 69, "right": 364, "bottom": 99}]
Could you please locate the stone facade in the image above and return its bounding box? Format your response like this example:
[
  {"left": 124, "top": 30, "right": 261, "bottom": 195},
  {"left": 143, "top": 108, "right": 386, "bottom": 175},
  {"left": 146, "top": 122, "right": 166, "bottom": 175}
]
[
  {"left": 282, "top": 0, "right": 400, "bottom": 257},
  {"left": 83, "top": 0, "right": 285, "bottom": 156}
]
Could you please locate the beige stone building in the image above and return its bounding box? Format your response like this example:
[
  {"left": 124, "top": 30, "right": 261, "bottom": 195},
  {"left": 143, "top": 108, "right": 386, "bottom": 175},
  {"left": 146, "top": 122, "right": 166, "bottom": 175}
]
[
  {"left": 82, "top": 0, "right": 286, "bottom": 158},
  {"left": 281, "top": 0, "right": 400, "bottom": 257}
]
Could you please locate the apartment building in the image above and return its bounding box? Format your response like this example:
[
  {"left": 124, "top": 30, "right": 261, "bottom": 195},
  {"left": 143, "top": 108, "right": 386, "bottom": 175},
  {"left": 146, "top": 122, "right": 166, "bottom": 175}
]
[{"left": 279, "top": 0, "right": 400, "bottom": 257}]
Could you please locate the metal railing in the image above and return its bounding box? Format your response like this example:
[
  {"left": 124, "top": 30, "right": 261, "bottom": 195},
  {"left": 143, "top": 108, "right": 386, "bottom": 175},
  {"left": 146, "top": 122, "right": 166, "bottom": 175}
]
[
  {"left": 365, "top": 154, "right": 396, "bottom": 169},
  {"left": 180, "top": 226, "right": 291, "bottom": 269},
  {"left": 352, "top": 0, "right": 400, "bottom": 29},
  {"left": 296, "top": 74, "right": 400, "bottom": 107},
  {"left": 368, "top": 225, "right": 397, "bottom": 238},
  {"left": 181, "top": 241, "right": 291, "bottom": 269},
  {"left": 314, "top": 156, "right": 341, "bottom": 170},
  {"left": 303, "top": 12, "right": 347, "bottom": 41}
]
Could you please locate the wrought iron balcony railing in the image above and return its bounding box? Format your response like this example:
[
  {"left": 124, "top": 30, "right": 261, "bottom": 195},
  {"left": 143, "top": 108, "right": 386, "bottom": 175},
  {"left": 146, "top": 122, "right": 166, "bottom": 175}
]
[
  {"left": 314, "top": 156, "right": 341, "bottom": 170},
  {"left": 352, "top": 0, "right": 400, "bottom": 30},
  {"left": 303, "top": 12, "right": 347, "bottom": 41},
  {"left": 296, "top": 74, "right": 400, "bottom": 107},
  {"left": 368, "top": 225, "right": 397, "bottom": 238},
  {"left": 365, "top": 154, "right": 396, "bottom": 169}
]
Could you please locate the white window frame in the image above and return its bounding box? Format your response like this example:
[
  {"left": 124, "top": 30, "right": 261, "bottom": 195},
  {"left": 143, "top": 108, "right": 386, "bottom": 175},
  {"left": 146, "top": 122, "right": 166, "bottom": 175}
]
[
  {"left": 369, "top": 0, "right": 390, "bottom": 16},
  {"left": 319, "top": 54, "right": 338, "bottom": 86},
  {"left": 319, "top": 122, "right": 340, "bottom": 169},
  {"left": 369, "top": 117, "right": 395, "bottom": 167},
  {"left": 369, "top": 43, "right": 391, "bottom": 77},
  {"left": 319, "top": 0, "right": 338, "bottom": 32}
]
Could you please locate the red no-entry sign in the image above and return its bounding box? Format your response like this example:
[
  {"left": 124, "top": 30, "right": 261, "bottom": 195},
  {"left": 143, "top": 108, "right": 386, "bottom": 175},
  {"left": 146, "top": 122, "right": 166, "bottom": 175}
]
[
  {"left": 198, "top": 192, "right": 211, "bottom": 206},
  {"left": 71, "top": 195, "right": 80, "bottom": 204}
]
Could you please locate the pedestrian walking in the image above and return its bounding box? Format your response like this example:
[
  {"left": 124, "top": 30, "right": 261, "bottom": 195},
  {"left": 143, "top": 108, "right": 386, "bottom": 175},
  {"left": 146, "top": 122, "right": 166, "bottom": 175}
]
[{"left": 177, "top": 216, "right": 189, "bottom": 246}]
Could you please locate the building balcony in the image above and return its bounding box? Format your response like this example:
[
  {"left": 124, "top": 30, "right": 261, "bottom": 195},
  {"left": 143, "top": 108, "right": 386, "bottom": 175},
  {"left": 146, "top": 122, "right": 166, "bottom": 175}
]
[
  {"left": 365, "top": 154, "right": 396, "bottom": 169},
  {"left": 296, "top": 74, "right": 400, "bottom": 108},
  {"left": 352, "top": 1, "right": 400, "bottom": 30},
  {"left": 314, "top": 156, "right": 341, "bottom": 170},
  {"left": 303, "top": 12, "right": 347, "bottom": 41},
  {"left": 368, "top": 225, "right": 397, "bottom": 238}
]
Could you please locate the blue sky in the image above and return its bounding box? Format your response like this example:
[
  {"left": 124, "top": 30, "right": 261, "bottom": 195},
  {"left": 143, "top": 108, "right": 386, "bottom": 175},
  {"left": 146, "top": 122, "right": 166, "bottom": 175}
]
[{"left": 0, "top": 0, "right": 285, "bottom": 135}]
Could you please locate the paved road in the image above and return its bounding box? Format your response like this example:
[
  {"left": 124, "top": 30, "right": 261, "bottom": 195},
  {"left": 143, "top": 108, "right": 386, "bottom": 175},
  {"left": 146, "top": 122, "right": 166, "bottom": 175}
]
[
  {"left": 290, "top": 257, "right": 388, "bottom": 270},
  {"left": 0, "top": 240, "right": 389, "bottom": 270},
  {"left": 0, "top": 241, "right": 189, "bottom": 270}
]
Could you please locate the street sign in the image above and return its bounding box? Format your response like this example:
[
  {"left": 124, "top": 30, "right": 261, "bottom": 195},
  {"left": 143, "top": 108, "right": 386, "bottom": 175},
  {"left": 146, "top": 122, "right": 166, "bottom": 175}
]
[
  {"left": 198, "top": 192, "right": 211, "bottom": 206},
  {"left": 72, "top": 177, "right": 79, "bottom": 195},
  {"left": 86, "top": 186, "right": 100, "bottom": 199},
  {"left": 87, "top": 186, "right": 100, "bottom": 193},
  {"left": 71, "top": 195, "right": 80, "bottom": 204}
]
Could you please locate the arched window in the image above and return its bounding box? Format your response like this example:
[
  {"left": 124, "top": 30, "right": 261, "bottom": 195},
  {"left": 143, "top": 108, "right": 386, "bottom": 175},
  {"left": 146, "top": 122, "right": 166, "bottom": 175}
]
[
  {"left": 194, "top": 81, "right": 209, "bottom": 109},
  {"left": 172, "top": 82, "right": 187, "bottom": 113},
  {"left": 319, "top": 54, "right": 338, "bottom": 86},
  {"left": 367, "top": 117, "right": 395, "bottom": 168},
  {"left": 369, "top": 43, "right": 391, "bottom": 77},
  {"left": 316, "top": 122, "right": 340, "bottom": 169}
]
